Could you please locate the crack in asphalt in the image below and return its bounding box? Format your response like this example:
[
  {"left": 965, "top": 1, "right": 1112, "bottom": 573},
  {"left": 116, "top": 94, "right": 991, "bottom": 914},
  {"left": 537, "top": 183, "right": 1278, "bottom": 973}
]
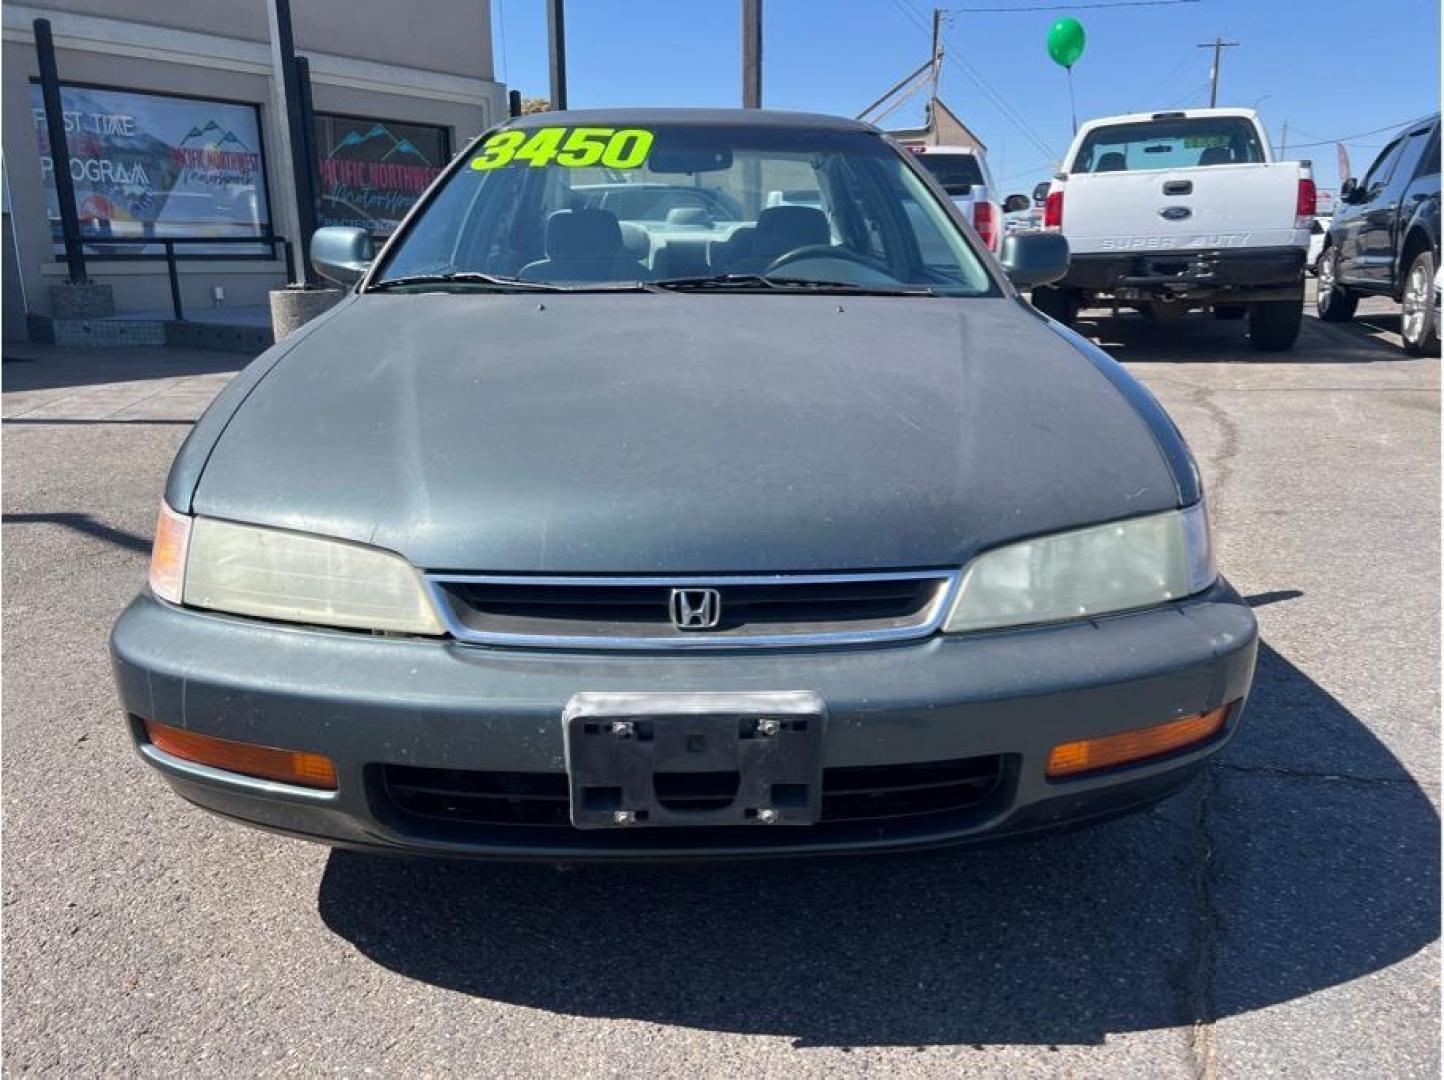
[
  {"left": 1178, "top": 378, "right": 1237, "bottom": 1080},
  {"left": 1186, "top": 767, "right": 1222, "bottom": 1080},
  {"left": 1215, "top": 762, "right": 1422, "bottom": 785}
]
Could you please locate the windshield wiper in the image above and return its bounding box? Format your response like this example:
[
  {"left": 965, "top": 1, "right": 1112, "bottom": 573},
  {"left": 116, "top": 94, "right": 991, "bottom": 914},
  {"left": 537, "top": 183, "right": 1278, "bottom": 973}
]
[
  {"left": 368, "top": 272, "right": 568, "bottom": 293},
  {"left": 369, "top": 272, "right": 664, "bottom": 294},
  {"left": 652, "top": 273, "right": 935, "bottom": 296}
]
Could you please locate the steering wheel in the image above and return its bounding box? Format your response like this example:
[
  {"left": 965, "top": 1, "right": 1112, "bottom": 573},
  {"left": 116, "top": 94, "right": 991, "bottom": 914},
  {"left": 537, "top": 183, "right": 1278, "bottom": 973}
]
[{"left": 763, "top": 244, "right": 893, "bottom": 277}]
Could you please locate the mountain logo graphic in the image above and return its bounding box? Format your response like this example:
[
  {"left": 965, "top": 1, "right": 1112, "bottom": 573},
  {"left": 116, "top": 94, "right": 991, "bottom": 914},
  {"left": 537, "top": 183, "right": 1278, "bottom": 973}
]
[
  {"left": 328, "top": 124, "right": 432, "bottom": 165},
  {"left": 177, "top": 119, "right": 251, "bottom": 152}
]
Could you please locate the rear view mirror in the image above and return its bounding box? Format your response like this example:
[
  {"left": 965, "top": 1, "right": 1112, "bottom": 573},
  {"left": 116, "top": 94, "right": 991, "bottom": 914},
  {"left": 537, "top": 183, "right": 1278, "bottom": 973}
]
[
  {"left": 647, "top": 146, "right": 733, "bottom": 173},
  {"left": 311, "top": 226, "right": 374, "bottom": 286},
  {"left": 1003, "top": 194, "right": 1031, "bottom": 214},
  {"left": 999, "top": 231, "right": 1069, "bottom": 289}
]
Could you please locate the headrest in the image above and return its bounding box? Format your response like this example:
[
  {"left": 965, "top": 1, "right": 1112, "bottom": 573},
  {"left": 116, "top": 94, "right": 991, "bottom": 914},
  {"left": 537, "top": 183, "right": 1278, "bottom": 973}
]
[
  {"left": 1198, "top": 145, "right": 1233, "bottom": 166},
  {"left": 1095, "top": 152, "right": 1127, "bottom": 173},
  {"left": 545, "top": 209, "right": 623, "bottom": 259},
  {"left": 666, "top": 207, "right": 710, "bottom": 227},
  {"left": 751, "top": 206, "right": 830, "bottom": 256},
  {"left": 618, "top": 221, "right": 650, "bottom": 259}
]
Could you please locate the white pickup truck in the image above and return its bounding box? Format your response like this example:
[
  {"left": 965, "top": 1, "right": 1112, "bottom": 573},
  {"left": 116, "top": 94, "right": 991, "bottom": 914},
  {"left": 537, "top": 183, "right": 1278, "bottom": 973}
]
[{"left": 1030, "top": 108, "right": 1315, "bottom": 351}]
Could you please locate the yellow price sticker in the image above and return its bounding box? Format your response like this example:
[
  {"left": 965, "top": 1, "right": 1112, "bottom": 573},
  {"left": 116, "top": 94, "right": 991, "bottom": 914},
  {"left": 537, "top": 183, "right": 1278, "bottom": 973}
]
[{"left": 471, "top": 127, "right": 655, "bottom": 171}]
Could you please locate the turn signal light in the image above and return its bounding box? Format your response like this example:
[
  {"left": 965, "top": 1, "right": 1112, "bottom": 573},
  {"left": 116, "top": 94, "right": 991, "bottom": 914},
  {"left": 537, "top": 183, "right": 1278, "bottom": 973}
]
[
  {"left": 144, "top": 720, "right": 338, "bottom": 790},
  {"left": 1046, "top": 704, "right": 1232, "bottom": 779},
  {"left": 148, "top": 502, "right": 192, "bottom": 604}
]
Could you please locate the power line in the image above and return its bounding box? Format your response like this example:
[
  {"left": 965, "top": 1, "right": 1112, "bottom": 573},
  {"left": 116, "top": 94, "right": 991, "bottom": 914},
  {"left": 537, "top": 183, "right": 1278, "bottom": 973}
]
[
  {"left": 955, "top": 0, "right": 1199, "bottom": 10},
  {"left": 1284, "top": 115, "right": 1432, "bottom": 149},
  {"left": 894, "top": 0, "right": 1060, "bottom": 160}
]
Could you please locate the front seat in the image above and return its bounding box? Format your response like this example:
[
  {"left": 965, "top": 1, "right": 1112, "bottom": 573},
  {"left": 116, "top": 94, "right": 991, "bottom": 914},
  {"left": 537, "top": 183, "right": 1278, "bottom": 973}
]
[
  {"left": 1094, "top": 152, "right": 1127, "bottom": 173},
  {"left": 518, "top": 209, "right": 649, "bottom": 283},
  {"left": 1197, "top": 145, "right": 1234, "bottom": 166},
  {"left": 724, "top": 206, "right": 831, "bottom": 273}
]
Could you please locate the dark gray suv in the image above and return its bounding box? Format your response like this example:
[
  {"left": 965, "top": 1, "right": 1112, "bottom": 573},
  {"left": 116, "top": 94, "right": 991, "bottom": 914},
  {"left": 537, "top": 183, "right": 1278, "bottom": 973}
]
[
  {"left": 1317, "top": 113, "right": 1440, "bottom": 356},
  {"left": 110, "top": 110, "right": 1257, "bottom": 859}
]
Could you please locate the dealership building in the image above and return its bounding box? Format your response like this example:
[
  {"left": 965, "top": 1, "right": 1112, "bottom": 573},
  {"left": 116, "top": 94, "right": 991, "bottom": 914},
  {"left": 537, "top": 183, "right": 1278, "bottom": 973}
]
[{"left": 1, "top": 0, "right": 506, "bottom": 344}]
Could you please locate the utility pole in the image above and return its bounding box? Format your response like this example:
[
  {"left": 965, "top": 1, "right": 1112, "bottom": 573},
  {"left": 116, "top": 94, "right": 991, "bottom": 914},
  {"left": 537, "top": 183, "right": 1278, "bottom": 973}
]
[
  {"left": 1278, "top": 120, "right": 1288, "bottom": 158},
  {"left": 546, "top": 0, "right": 567, "bottom": 111},
  {"left": 929, "top": 8, "right": 945, "bottom": 107},
  {"left": 1195, "top": 37, "right": 1239, "bottom": 108},
  {"left": 742, "top": 0, "right": 762, "bottom": 108}
]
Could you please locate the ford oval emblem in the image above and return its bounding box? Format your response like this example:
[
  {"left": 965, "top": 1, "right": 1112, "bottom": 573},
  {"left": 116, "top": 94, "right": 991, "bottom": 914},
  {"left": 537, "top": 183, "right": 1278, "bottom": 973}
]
[{"left": 1160, "top": 206, "right": 1192, "bottom": 221}]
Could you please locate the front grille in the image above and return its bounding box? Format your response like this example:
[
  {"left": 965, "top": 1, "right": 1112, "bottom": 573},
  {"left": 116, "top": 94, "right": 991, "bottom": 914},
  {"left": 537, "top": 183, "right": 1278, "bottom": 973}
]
[
  {"left": 426, "top": 571, "right": 957, "bottom": 649},
  {"left": 381, "top": 756, "right": 1005, "bottom": 829}
]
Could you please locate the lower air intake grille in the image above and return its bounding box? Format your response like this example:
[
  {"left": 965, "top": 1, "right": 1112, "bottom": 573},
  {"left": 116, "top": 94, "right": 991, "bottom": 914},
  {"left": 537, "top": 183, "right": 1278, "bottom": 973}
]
[{"left": 381, "top": 756, "right": 1005, "bottom": 828}]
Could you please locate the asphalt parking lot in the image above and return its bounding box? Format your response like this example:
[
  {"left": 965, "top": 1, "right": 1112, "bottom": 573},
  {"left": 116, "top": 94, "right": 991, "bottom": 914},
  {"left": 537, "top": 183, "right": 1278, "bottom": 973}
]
[{"left": 2, "top": 294, "right": 1438, "bottom": 1076}]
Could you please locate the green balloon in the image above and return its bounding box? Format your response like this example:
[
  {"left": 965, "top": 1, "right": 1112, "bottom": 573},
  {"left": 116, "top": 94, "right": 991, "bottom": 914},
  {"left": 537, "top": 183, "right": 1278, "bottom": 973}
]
[{"left": 1047, "top": 17, "right": 1086, "bottom": 68}]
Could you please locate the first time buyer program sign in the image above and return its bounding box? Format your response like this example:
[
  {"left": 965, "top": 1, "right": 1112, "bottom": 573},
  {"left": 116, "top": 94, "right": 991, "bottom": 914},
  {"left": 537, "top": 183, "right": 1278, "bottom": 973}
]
[{"left": 30, "top": 83, "right": 271, "bottom": 249}]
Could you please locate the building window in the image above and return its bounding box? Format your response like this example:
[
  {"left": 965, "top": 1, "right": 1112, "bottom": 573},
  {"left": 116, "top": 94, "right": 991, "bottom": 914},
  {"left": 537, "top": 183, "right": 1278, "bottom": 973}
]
[
  {"left": 29, "top": 82, "right": 272, "bottom": 257},
  {"left": 313, "top": 114, "right": 451, "bottom": 235}
]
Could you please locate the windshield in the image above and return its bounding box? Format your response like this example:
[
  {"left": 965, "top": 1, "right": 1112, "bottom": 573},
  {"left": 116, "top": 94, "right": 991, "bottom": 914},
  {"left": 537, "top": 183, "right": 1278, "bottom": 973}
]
[
  {"left": 1070, "top": 116, "right": 1266, "bottom": 173},
  {"left": 914, "top": 152, "right": 985, "bottom": 196},
  {"left": 374, "top": 121, "right": 995, "bottom": 295}
]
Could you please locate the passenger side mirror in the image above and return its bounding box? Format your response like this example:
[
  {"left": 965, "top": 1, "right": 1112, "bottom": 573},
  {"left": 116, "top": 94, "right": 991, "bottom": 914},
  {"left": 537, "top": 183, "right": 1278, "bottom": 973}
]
[
  {"left": 1339, "top": 177, "right": 1360, "bottom": 203},
  {"left": 311, "top": 226, "right": 375, "bottom": 286},
  {"left": 1003, "top": 194, "right": 1031, "bottom": 214},
  {"left": 999, "top": 231, "right": 1069, "bottom": 288},
  {"left": 1032, "top": 181, "right": 1052, "bottom": 205},
  {"left": 999, "top": 229, "right": 1068, "bottom": 287}
]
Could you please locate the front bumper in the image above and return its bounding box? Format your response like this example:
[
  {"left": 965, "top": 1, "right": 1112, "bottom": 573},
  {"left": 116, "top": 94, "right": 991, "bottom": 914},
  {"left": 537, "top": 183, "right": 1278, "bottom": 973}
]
[
  {"left": 1062, "top": 246, "right": 1306, "bottom": 300},
  {"left": 110, "top": 581, "right": 1258, "bottom": 860}
]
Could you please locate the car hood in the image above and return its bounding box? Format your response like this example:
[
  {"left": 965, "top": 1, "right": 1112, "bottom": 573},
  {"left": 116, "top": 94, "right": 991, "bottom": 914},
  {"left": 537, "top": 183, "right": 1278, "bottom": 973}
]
[{"left": 190, "top": 292, "right": 1182, "bottom": 573}]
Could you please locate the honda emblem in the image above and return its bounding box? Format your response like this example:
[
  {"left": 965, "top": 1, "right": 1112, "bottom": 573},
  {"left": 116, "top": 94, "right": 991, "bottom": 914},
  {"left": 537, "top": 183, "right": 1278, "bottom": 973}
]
[{"left": 669, "top": 588, "right": 721, "bottom": 630}]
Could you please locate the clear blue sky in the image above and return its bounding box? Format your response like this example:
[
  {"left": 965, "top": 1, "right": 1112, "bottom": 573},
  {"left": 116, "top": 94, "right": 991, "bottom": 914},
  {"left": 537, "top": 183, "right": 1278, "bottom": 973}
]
[{"left": 491, "top": 0, "right": 1439, "bottom": 198}]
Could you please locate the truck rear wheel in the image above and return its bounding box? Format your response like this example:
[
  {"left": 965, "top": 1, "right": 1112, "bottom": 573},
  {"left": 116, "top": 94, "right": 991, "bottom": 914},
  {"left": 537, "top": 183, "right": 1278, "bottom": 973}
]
[
  {"left": 1030, "top": 285, "right": 1079, "bottom": 326},
  {"left": 1248, "top": 299, "right": 1303, "bottom": 351},
  {"left": 1400, "top": 249, "right": 1440, "bottom": 357},
  {"left": 1316, "top": 248, "right": 1357, "bottom": 322}
]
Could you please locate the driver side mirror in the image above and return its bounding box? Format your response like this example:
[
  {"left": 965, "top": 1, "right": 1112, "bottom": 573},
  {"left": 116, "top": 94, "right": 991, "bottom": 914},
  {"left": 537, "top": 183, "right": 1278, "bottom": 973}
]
[
  {"left": 1003, "top": 194, "right": 1031, "bottom": 214},
  {"left": 1339, "top": 177, "right": 1360, "bottom": 204},
  {"left": 1032, "top": 181, "right": 1052, "bottom": 205},
  {"left": 999, "top": 231, "right": 1069, "bottom": 288},
  {"left": 311, "top": 226, "right": 374, "bottom": 286}
]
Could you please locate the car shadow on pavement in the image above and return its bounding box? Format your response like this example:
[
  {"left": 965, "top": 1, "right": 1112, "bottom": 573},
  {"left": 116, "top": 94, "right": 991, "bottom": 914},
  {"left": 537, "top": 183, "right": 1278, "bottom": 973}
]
[
  {"left": 1, "top": 343, "right": 248, "bottom": 393},
  {"left": 1078, "top": 311, "right": 1413, "bottom": 365},
  {"left": 316, "top": 640, "right": 1438, "bottom": 1048}
]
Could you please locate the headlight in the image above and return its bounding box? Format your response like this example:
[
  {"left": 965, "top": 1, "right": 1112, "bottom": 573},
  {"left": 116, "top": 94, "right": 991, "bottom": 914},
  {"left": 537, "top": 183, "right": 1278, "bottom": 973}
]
[
  {"left": 943, "top": 504, "right": 1215, "bottom": 634},
  {"left": 151, "top": 505, "right": 444, "bottom": 635}
]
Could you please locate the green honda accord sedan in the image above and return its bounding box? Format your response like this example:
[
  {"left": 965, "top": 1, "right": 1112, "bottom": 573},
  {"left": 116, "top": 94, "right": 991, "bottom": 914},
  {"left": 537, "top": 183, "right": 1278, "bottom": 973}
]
[{"left": 111, "top": 109, "right": 1257, "bottom": 859}]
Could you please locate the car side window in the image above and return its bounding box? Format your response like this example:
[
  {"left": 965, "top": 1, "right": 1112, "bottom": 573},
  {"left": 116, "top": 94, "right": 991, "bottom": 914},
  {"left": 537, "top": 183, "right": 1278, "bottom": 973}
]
[
  {"left": 1387, "top": 126, "right": 1436, "bottom": 196},
  {"left": 1412, "top": 125, "right": 1440, "bottom": 181},
  {"left": 1361, "top": 138, "right": 1404, "bottom": 197}
]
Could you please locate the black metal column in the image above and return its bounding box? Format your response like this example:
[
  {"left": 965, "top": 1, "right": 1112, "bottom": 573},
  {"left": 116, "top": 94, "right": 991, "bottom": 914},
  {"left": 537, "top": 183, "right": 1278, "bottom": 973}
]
[
  {"left": 546, "top": 0, "right": 568, "bottom": 111},
  {"left": 268, "top": 0, "right": 320, "bottom": 284},
  {"left": 295, "top": 55, "right": 323, "bottom": 238},
  {"left": 742, "top": 0, "right": 762, "bottom": 109},
  {"left": 33, "top": 19, "right": 86, "bottom": 283}
]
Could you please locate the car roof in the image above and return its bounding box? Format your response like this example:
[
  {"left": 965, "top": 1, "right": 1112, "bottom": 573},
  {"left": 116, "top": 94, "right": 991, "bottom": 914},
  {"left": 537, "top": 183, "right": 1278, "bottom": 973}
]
[{"left": 501, "top": 108, "right": 876, "bottom": 132}]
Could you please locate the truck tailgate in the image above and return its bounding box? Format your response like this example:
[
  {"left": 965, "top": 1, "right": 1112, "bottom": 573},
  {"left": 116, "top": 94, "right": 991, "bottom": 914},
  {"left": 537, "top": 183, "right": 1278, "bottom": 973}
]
[{"left": 1063, "top": 163, "right": 1305, "bottom": 255}]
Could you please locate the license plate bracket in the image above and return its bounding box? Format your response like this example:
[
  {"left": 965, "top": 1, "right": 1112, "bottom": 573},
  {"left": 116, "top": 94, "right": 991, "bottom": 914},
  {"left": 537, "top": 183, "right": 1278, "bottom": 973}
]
[{"left": 562, "top": 691, "right": 826, "bottom": 829}]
